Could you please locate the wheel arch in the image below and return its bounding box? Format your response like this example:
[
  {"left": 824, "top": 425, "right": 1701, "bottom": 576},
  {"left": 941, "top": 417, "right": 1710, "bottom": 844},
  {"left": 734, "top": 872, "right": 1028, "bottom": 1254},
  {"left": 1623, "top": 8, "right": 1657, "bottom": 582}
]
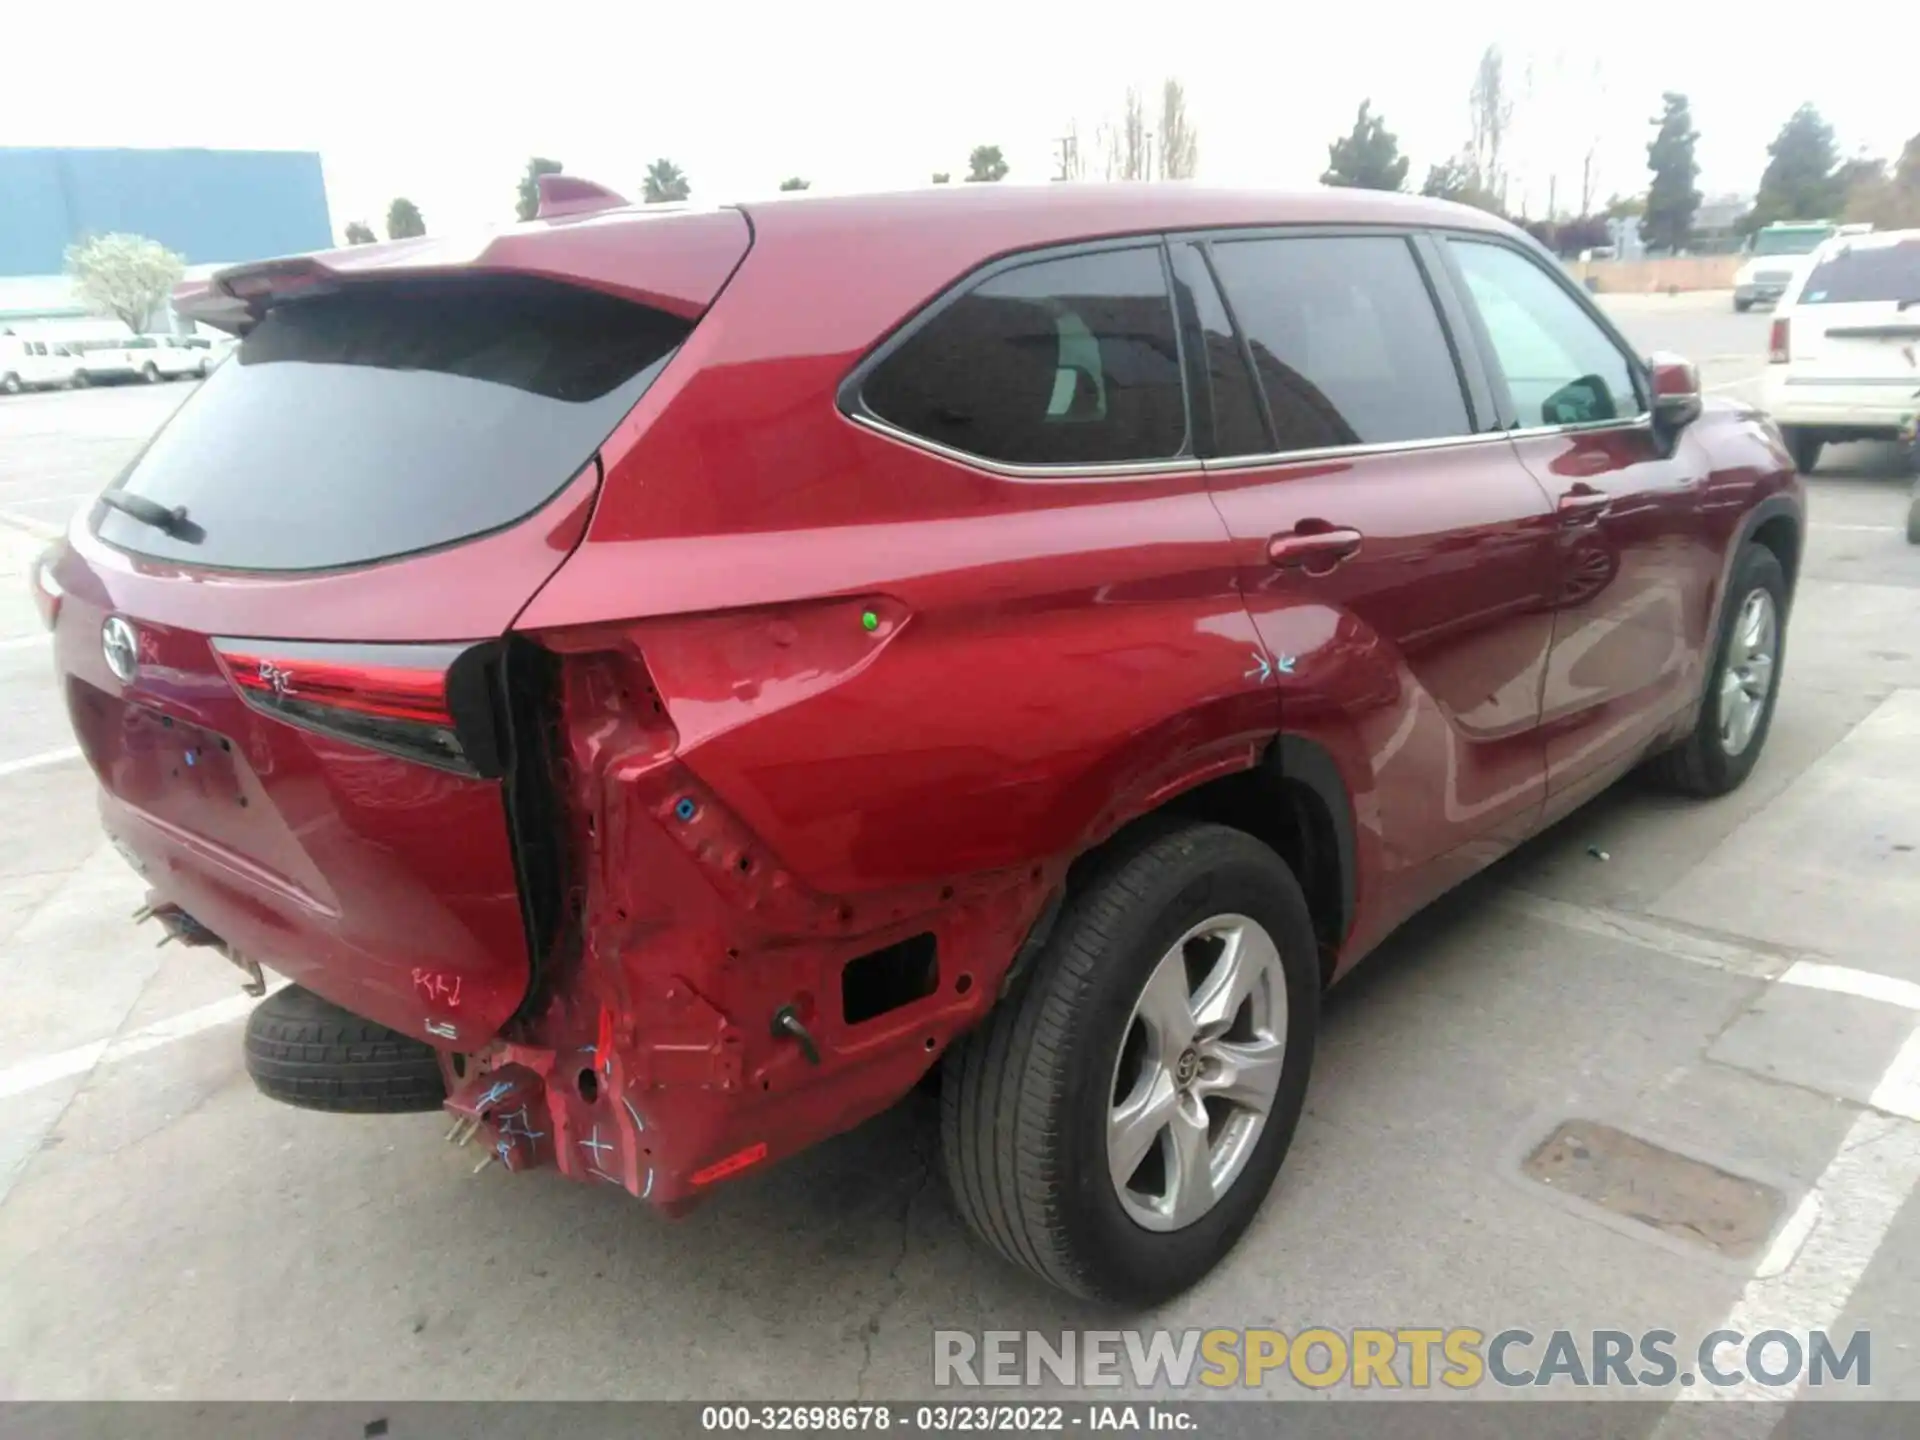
[{"left": 1070, "top": 734, "right": 1359, "bottom": 986}]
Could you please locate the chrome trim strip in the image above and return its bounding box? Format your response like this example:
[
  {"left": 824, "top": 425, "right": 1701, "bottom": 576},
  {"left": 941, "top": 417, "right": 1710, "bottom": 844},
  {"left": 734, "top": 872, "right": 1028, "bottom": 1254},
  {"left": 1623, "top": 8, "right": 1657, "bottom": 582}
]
[
  {"left": 1199, "top": 429, "right": 1515, "bottom": 472},
  {"left": 846, "top": 411, "right": 1204, "bottom": 481},
  {"left": 851, "top": 406, "right": 1661, "bottom": 482}
]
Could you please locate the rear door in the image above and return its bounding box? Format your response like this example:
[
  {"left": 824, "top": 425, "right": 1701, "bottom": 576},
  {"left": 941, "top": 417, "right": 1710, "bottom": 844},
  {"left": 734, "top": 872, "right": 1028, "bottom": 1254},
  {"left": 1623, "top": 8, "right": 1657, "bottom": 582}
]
[
  {"left": 49, "top": 265, "right": 723, "bottom": 1046},
  {"left": 1782, "top": 234, "right": 1920, "bottom": 389},
  {"left": 1187, "top": 229, "right": 1560, "bottom": 934},
  {"left": 1439, "top": 234, "right": 1716, "bottom": 808}
]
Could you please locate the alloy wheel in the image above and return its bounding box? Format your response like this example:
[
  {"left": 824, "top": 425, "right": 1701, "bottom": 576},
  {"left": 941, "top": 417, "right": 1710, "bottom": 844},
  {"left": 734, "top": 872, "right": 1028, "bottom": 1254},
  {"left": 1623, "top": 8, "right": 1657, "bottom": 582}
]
[
  {"left": 1107, "top": 913, "right": 1287, "bottom": 1232},
  {"left": 1719, "top": 588, "right": 1777, "bottom": 757}
]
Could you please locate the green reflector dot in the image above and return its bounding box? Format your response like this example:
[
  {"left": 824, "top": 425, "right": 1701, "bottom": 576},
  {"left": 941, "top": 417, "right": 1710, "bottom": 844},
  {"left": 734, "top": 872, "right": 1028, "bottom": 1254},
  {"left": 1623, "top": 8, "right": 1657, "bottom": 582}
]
[{"left": 861, "top": 611, "right": 879, "bottom": 632}]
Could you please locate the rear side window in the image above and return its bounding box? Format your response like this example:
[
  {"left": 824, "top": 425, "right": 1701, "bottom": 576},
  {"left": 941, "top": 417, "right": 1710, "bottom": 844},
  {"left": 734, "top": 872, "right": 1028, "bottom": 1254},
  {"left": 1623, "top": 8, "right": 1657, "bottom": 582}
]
[
  {"left": 98, "top": 277, "right": 690, "bottom": 571},
  {"left": 1798, "top": 239, "right": 1920, "bottom": 305},
  {"left": 1449, "top": 239, "right": 1640, "bottom": 427},
  {"left": 1207, "top": 236, "right": 1471, "bottom": 452},
  {"left": 860, "top": 246, "right": 1188, "bottom": 466}
]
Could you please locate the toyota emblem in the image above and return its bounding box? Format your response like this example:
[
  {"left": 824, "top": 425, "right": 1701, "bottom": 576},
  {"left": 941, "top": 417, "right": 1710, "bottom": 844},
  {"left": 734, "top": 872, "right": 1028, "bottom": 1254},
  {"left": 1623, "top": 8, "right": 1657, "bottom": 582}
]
[{"left": 102, "top": 616, "right": 139, "bottom": 682}]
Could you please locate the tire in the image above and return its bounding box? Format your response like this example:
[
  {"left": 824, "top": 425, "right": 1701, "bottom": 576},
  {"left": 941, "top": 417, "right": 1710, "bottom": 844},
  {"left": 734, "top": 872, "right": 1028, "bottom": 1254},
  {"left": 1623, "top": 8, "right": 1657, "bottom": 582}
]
[
  {"left": 141, "top": 363, "right": 160, "bottom": 384},
  {"left": 199, "top": 359, "right": 211, "bottom": 378},
  {"left": 1647, "top": 543, "right": 1788, "bottom": 797},
  {"left": 941, "top": 822, "right": 1319, "bottom": 1305},
  {"left": 1906, "top": 491, "right": 1920, "bottom": 546},
  {"left": 1, "top": 372, "right": 21, "bottom": 395},
  {"left": 244, "top": 984, "right": 448, "bottom": 1114},
  {"left": 1781, "top": 427, "right": 1823, "bottom": 475},
  {"left": 1734, "top": 297, "right": 1752, "bottom": 313},
  {"left": 70, "top": 370, "right": 90, "bottom": 389}
]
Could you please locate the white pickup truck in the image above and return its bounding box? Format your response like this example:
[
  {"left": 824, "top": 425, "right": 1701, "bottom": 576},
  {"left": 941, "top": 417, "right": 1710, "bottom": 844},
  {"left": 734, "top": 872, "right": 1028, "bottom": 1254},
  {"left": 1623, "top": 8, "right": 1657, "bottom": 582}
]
[{"left": 0, "top": 337, "right": 87, "bottom": 393}]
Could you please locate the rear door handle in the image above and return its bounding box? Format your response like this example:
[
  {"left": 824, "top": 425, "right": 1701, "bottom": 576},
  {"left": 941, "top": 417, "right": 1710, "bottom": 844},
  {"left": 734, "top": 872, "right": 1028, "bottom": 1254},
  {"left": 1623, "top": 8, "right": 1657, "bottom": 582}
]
[
  {"left": 1267, "top": 526, "right": 1363, "bottom": 572},
  {"left": 1557, "top": 483, "right": 1610, "bottom": 526}
]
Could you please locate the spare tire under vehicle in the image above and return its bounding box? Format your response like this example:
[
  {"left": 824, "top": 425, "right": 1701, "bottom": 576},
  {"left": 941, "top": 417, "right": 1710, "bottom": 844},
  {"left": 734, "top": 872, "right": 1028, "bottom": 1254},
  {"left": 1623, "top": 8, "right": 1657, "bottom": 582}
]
[{"left": 244, "top": 985, "right": 448, "bottom": 1114}]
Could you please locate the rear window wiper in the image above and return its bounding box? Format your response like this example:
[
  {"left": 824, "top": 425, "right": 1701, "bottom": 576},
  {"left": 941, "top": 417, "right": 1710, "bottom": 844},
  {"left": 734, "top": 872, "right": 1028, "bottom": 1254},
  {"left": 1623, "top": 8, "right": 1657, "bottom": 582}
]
[{"left": 99, "top": 490, "right": 193, "bottom": 538}]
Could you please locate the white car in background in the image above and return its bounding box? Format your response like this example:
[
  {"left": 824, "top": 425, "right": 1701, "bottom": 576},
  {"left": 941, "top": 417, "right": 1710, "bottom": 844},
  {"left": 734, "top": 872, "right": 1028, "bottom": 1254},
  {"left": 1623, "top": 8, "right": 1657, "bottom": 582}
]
[
  {"left": 1763, "top": 228, "right": 1920, "bottom": 491},
  {"left": 122, "top": 335, "right": 204, "bottom": 382},
  {"left": 0, "top": 337, "right": 86, "bottom": 393},
  {"left": 68, "top": 339, "right": 141, "bottom": 386}
]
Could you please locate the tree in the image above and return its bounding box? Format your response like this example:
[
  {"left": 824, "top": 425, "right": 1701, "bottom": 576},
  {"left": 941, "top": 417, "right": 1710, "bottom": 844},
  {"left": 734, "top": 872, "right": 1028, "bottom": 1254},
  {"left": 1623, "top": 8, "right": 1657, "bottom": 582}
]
[
  {"left": 1750, "top": 104, "right": 1843, "bottom": 228},
  {"left": 966, "top": 145, "right": 1008, "bottom": 183},
  {"left": 386, "top": 198, "right": 426, "bottom": 239},
  {"left": 1468, "top": 44, "right": 1513, "bottom": 209},
  {"left": 65, "top": 233, "right": 185, "bottom": 334},
  {"left": 1054, "top": 121, "right": 1087, "bottom": 181},
  {"left": 931, "top": 172, "right": 951, "bottom": 184},
  {"left": 343, "top": 220, "right": 377, "bottom": 245},
  {"left": 1642, "top": 92, "right": 1702, "bottom": 252},
  {"left": 643, "top": 159, "right": 690, "bottom": 204},
  {"left": 1843, "top": 133, "right": 1920, "bottom": 228},
  {"left": 1157, "top": 79, "right": 1199, "bottom": 180},
  {"left": 1421, "top": 157, "right": 1502, "bottom": 214},
  {"left": 516, "top": 157, "right": 563, "bottom": 222},
  {"left": 1321, "top": 100, "right": 1409, "bottom": 191},
  {"left": 778, "top": 177, "right": 811, "bottom": 192}
]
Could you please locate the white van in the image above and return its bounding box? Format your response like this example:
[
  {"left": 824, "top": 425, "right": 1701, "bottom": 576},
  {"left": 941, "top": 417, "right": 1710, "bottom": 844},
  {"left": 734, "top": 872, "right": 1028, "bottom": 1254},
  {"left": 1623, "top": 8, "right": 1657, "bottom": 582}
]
[
  {"left": 123, "top": 335, "right": 204, "bottom": 381},
  {"left": 0, "top": 336, "right": 87, "bottom": 393}
]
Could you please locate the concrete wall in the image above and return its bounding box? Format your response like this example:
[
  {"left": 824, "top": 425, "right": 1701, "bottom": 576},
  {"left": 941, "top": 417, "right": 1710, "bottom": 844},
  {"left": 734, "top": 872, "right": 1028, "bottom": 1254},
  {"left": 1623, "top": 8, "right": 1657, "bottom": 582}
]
[{"left": 1568, "top": 255, "right": 1741, "bottom": 294}]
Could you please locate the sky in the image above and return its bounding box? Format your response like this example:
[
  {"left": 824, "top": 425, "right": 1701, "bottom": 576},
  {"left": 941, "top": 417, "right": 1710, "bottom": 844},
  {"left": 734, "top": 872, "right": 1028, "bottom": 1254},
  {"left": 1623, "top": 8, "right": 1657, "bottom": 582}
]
[{"left": 5, "top": 1, "right": 1914, "bottom": 243}]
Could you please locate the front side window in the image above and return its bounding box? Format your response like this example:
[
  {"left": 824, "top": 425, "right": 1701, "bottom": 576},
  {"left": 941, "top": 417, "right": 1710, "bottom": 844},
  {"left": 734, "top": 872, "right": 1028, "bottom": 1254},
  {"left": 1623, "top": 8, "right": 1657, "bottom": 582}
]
[
  {"left": 1449, "top": 239, "right": 1641, "bottom": 428},
  {"left": 1205, "top": 235, "right": 1472, "bottom": 453},
  {"left": 860, "top": 246, "right": 1188, "bottom": 466}
]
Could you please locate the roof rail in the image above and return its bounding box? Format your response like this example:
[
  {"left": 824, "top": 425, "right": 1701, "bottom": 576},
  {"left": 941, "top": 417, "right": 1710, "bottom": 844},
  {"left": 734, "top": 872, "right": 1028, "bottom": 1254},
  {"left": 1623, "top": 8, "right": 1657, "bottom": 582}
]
[{"left": 536, "top": 174, "right": 630, "bottom": 220}]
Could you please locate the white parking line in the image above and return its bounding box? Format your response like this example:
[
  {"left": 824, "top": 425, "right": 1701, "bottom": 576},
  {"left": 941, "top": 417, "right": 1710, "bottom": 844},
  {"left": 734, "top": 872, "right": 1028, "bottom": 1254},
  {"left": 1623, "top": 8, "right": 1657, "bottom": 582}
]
[
  {"left": 0, "top": 987, "right": 269, "bottom": 1101},
  {"left": 0, "top": 745, "right": 81, "bottom": 778}
]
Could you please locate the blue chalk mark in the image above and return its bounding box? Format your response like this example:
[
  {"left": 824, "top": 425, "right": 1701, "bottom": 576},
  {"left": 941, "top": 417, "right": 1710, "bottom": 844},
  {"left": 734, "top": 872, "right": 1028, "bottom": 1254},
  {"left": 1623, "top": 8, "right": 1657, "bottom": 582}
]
[
  {"left": 184, "top": 749, "right": 197, "bottom": 767},
  {"left": 476, "top": 1081, "right": 513, "bottom": 1110},
  {"left": 1275, "top": 654, "right": 1297, "bottom": 675},
  {"left": 579, "top": 1126, "right": 615, "bottom": 1163},
  {"left": 641, "top": 1167, "right": 654, "bottom": 1200},
  {"left": 1244, "top": 650, "right": 1271, "bottom": 683},
  {"left": 674, "top": 797, "right": 697, "bottom": 822},
  {"left": 622, "top": 1096, "right": 646, "bottom": 1133},
  {"left": 497, "top": 1107, "right": 546, "bottom": 1142}
]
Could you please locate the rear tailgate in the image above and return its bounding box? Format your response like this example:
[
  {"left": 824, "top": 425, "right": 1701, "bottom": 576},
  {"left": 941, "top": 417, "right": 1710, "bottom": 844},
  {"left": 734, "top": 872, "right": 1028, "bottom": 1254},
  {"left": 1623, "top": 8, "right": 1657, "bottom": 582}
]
[
  {"left": 48, "top": 212, "right": 749, "bottom": 1047},
  {"left": 1787, "top": 235, "right": 1920, "bottom": 387}
]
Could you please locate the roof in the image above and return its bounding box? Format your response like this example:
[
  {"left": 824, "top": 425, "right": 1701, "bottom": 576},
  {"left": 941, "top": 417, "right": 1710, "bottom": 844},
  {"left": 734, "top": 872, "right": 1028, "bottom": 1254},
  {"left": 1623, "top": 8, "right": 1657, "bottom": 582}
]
[{"left": 179, "top": 183, "right": 1518, "bottom": 336}]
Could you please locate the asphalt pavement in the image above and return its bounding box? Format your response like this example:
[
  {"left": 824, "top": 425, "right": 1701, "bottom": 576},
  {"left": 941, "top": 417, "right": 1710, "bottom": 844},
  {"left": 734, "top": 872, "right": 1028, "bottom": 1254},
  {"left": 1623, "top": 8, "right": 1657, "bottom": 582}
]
[{"left": 2, "top": 296, "right": 1919, "bottom": 1418}]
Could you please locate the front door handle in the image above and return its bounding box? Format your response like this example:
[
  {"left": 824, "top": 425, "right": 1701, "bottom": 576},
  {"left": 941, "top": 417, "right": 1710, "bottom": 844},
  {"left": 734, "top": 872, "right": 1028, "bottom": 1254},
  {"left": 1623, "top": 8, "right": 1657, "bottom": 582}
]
[
  {"left": 1268, "top": 525, "right": 1363, "bottom": 573},
  {"left": 1557, "top": 483, "right": 1611, "bottom": 526}
]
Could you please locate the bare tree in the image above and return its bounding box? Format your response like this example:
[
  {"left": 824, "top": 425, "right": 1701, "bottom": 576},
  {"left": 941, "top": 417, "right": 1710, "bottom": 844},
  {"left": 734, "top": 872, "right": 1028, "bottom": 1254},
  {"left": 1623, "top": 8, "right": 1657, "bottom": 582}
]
[
  {"left": 1468, "top": 44, "right": 1514, "bottom": 210},
  {"left": 1157, "top": 79, "right": 1199, "bottom": 180},
  {"left": 1055, "top": 121, "right": 1087, "bottom": 181},
  {"left": 1103, "top": 87, "right": 1151, "bottom": 180}
]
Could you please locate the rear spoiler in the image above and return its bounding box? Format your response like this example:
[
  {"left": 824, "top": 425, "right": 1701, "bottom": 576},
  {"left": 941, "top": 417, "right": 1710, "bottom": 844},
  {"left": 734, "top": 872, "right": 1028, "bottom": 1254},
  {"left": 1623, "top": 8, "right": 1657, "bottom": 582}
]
[{"left": 174, "top": 198, "right": 749, "bottom": 336}]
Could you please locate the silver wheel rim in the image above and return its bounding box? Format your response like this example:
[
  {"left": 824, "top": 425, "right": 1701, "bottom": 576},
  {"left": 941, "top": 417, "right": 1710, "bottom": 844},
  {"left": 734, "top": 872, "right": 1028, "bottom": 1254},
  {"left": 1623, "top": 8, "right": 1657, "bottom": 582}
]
[
  {"left": 1718, "top": 588, "right": 1777, "bottom": 757},
  {"left": 1107, "top": 913, "right": 1287, "bottom": 1232}
]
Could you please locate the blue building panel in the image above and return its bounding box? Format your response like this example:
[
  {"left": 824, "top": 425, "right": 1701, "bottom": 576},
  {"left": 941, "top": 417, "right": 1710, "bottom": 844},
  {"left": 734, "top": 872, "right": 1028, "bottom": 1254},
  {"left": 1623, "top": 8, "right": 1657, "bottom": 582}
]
[{"left": 0, "top": 148, "right": 332, "bottom": 278}]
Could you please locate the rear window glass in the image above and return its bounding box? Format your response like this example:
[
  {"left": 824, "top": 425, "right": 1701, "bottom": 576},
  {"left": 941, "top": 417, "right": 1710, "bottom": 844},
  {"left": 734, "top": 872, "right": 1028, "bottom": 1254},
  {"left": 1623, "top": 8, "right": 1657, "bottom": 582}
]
[
  {"left": 1798, "top": 241, "right": 1920, "bottom": 305},
  {"left": 860, "top": 246, "right": 1188, "bottom": 466},
  {"left": 97, "top": 277, "right": 690, "bottom": 571}
]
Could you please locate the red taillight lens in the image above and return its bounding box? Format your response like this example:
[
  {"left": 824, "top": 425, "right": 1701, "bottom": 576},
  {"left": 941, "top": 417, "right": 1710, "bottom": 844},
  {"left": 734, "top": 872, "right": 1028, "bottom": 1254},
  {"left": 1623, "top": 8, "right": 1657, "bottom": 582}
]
[
  {"left": 29, "top": 551, "right": 62, "bottom": 631},
  {"left": 1769, "top": 318, "right": 1790, "bottom": 364},
  {"left": 212, "top": 638, "right": 493, "bottom": 775}
]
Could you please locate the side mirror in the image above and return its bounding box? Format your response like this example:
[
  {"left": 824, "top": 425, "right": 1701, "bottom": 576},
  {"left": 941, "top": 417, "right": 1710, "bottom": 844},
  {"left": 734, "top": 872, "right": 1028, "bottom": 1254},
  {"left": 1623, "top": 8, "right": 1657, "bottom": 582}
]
[{"left": 1649, "top": 352, "right": 1703, "bottom": 433}]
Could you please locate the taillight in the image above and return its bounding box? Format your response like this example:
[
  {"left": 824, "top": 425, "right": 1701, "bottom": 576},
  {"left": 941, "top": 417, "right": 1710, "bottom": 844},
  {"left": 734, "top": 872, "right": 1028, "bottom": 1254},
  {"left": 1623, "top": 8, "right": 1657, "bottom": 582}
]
[
  {"left": 28, "top": 551, "right": 62, "bottom": 631},
  {"left": 1769, "top": 318, "right": 1790, "bottom": 364},
  {"left": 211, "top": 638, "right": 500, "bottom": 776}
]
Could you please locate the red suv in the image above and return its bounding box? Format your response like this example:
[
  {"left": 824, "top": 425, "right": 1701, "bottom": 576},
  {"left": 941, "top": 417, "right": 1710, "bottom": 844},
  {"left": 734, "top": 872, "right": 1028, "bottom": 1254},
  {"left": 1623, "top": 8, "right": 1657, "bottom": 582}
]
[{"left": 42, "top": 182, "right": 1802, "bottom": 1304}]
